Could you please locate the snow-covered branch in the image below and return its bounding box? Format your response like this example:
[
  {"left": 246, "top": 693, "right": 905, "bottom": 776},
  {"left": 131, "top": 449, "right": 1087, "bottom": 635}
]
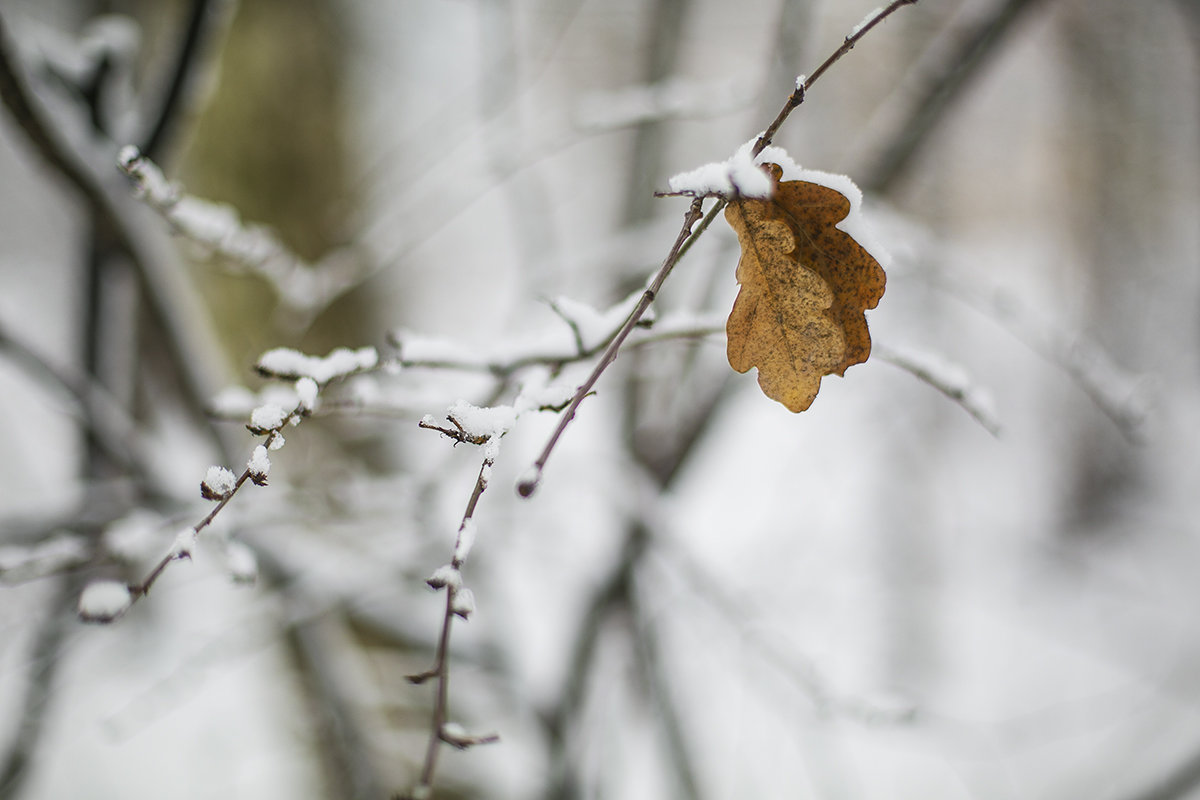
[{"left": 117, "top": 146, "right": 364, "bottom": 321}]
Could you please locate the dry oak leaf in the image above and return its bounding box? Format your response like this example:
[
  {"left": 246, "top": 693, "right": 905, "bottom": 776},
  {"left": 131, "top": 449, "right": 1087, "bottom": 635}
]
[{"left": 725, "top": 163, "right": 886, "bottom": 412}]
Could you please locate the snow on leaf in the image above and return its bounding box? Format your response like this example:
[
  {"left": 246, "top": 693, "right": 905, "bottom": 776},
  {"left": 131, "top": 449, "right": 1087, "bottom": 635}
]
[{"left": 725, "top": 163, "right": 885, "bottom": 412}]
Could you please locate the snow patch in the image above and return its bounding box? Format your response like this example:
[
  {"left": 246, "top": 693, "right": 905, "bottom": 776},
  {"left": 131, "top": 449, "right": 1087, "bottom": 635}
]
[
  {"left": 668, "top": 139, "right": 772, "bottom": 198},
  {"left": 249, "top": 403, "right": 288, "bottom": 433},
  {"left": 256, "top": 346, "right": 378, "bottom": 384},
  {"left": 78, "top": 580, "right": 132, "bottom": 622},
  {"left": 454, "top": 519, "right": 477, "bottom": 565}
]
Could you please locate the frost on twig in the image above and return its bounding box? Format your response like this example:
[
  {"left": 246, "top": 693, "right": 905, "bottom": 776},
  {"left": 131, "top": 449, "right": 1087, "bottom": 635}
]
[
  {"left": 875, "top": 343, "right": 1002, "bottom": 436},
  {"left": 116, "top": 146, "right": 364, "bottom": 319},
  {"left": 392, "top": 292, "right": 724, "bottom": 385},
  {"left": 393, "top": 289, "right": 652, "bottom": 375},
  {"left": 928, "top": 268, "right": 1149, "bottom": 441}
]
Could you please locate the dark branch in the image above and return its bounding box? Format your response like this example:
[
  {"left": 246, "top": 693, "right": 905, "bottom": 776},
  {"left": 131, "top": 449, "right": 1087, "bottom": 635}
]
[{"left": 140, "top": 0, "right": 221, "bottom": 159}]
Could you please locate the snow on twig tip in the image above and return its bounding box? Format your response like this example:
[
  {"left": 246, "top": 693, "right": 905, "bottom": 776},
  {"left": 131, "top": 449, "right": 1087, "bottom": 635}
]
[
  {"left": 247, "top": 445, "right": 271, "bottom": 485},
  {"left": 201, "top": 466, "right": 237, "bottom": 500},
  {"left": 451, "top": 587, "right": 476, "bottom": 620},
  {"left": 248, "top": 403, "right": 288, "bottom": 434},
  {"left": 78, "top": 580, "right": 133, "bottom": 623}
]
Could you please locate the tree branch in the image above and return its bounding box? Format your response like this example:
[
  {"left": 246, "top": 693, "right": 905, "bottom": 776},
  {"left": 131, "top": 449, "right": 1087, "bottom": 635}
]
[
  {"left": 139, "top": 0, "right": 223, "bottom": 159},
  {"left": 0, "top": 11, "right": 231, "bottom": 440}
]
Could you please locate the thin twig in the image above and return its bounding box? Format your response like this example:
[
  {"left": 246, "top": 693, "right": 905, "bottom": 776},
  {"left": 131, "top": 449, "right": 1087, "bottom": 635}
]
[
  {"left": 405, "top": 456, "right": 498, "bottom": 799},
  {"left": 518, "top": 198, "right": 707, "bottom": 497},
  {"left": 752, "top": 0, "right": 919, "bottom": 158}
]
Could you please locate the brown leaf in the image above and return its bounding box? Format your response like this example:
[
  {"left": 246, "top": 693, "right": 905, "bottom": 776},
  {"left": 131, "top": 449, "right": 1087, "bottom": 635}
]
[{"left": 725, "top": 163, "right": 885, "bottom": 412}]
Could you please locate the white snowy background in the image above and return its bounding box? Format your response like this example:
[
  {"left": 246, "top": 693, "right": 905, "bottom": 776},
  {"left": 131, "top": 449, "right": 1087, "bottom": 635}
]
[{"left": 1, "top": 0, "right": 1198, "bottom": 799}]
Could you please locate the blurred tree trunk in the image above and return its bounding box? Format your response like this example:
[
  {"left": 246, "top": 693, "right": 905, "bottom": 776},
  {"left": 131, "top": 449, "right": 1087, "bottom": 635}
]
[
  {"left": 1057, "top": 0, "right": 1200, "bottom": 533},
  {"left": 178, "top": 0, "right": 370, "bottom": 366}
]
